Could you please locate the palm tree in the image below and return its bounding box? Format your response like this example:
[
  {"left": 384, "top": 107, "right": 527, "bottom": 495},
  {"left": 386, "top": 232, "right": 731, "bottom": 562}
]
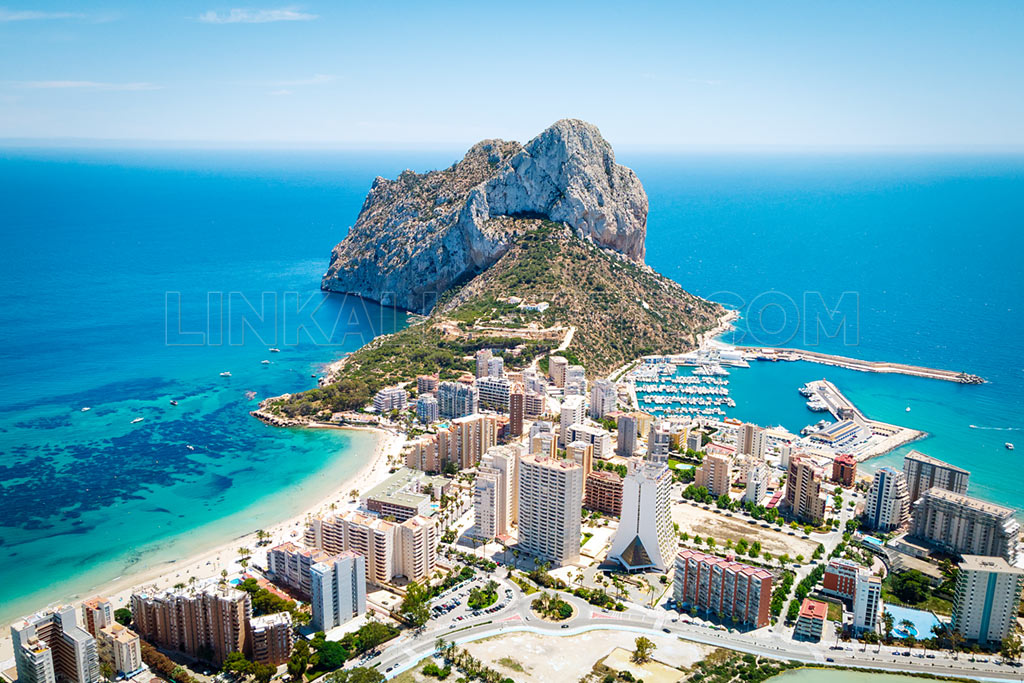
[{"left": 173, "top": 582, "right": 186, "bottom": 590}]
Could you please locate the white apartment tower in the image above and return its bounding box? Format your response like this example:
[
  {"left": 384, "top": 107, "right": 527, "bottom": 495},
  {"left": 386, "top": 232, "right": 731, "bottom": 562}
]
[
  {"left": 952, "top": 555, "right": 1024, "bottom": 646},
  {"left": 11, "top": 607, "right": 100, "bottom": 683},
  {"left": 517, "top": 453, "right": 584, "bottom": 566},
  {"left": 737, "top": 422, "right": 766, "bottom": 460},
  {"left": 608, "top": 460, "right": 675, "bottom": 572},
  {"left": 309, "top": 551, "right": 367, "bottom": 631},
  {"left": 865, "top": 467, "right": 910, "bottom": 531},
  {"left": 559, "top": 394, "right": 586, "bottom": 447},
  {"left": 853, "top": 573, "right": 883, "bottom": 633},
  {"left": 473, "top": 445, "right": 519, "bottom": 540},
  {"left": 589, "top": 379, "right": 617, "bottom": 419}
]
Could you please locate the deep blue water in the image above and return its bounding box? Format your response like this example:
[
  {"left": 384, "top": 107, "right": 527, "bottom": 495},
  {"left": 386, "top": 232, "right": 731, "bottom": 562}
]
[{"left": 1, "top": 148, "right": 1022, "bottom": 624}]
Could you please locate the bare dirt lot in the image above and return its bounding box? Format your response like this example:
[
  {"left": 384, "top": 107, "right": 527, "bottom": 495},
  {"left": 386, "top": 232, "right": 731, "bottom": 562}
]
[{"left": 671, "top": 502, "right": 817, "bottom": 559}]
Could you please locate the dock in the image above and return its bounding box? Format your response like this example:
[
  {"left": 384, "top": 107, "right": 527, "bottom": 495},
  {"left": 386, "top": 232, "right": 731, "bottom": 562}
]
[{"left": 743, "top": 346, "right": 983, "bottom": 384}]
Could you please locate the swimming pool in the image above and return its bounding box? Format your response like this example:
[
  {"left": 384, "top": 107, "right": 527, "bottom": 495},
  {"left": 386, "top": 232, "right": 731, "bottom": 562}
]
[{"left": 884, "top": 604, "right": 941, "bottom": 639}]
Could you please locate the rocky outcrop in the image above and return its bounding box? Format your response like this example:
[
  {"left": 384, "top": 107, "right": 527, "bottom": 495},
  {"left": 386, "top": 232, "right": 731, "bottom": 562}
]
[{"left": 321, "top": 119, "right": 648, "bottom": 313}]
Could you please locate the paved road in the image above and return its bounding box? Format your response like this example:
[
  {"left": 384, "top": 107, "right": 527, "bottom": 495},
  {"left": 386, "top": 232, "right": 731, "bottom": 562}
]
[{"left": 357, "top": 570, "right": 1024, "bottom": 681}]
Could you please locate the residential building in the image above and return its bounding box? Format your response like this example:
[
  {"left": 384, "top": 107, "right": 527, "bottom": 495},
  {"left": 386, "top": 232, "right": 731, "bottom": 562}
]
[
  {"left": 822, "top": 558, "right": 860, "bottom": 601},
  {"left": 487, "top": 356, "right": 504, "bottom": 378},
  {"left": 436, "top": 381, "right": 478, "bottom": 420},
  {"left": 249, "top": 613, "right": 294, "bottom": 666},
  {"left": 475, "top": 348, "right": 493, "bottom": 379},
  {"left": 416, "top": 394, "right": 439, "bottom": 423},
  {"left": 396, "top": 515, "right": 439, "bottom": 582},
  {"left": 909, "top": 489, "right": 1019, "bottom": 563},
  {"left": 903, "top": 450, "right": 969, "bottom": 503},
  {"left": 865, "top": 467, "right": 910, "bottom": 532},
  {"left": 695, "top": 452, "right": 732, "bottom": 498},
  {"left": 785, "top": 458, "right": 827, "bottom": 525},
  {"left": 647, "top": 422, "right": 672, "bottom": 464},
  {"left": 509, "top": 384, "right": 524, "bottom": 437},
  {"left": 564, "top": 365, "right": 587, "bottom": 396},
  {"left": 473, "top": 445, "right": 519, "bottom": 541},
  {"left": 12, "top": 607, "right": 100, "bottom": 683},
  {"left": 372, "top": 386, "right": 408, "bottom": 413},
  {"left": 584, "top": 470, "right": 623, "bottom": 516},
  {"left": 96, "top": 623, "right": 141, "bottom": 678},
  {"left": 416, "top": 374, "right": 439, "bottom": 394},
  {"left": 952, "top": 555, "right": 1024, "bottom": 646},
  {"left": 794, "top": 599, "right": 828, "bottom": 641},
  {"left": 130, "top": 582, "right": 251, "bottom": 667},
  {"left": 523, "top": 391, "right": 545, "bottom": 418},
  {"left": 406, "top": 434, "right": 442, "bottom": 473},
  {"left": 744, "top": 462, "right": 770, "bottom": 505},
  {"left": 854, "top": 573, "right": 882, "bottom": 633},
  {"left": 567, "top": 423, "right": 612, "bottom": 459},
  {"left": 737, "top": 423, "right": 766, "bottom": 460},
  {"left": 831, "top": 453, "right": 857, "bottom": 487},
  {"left": 517, "top": 453, "right": 584, "bottom": 566},
  {"left": 616, "top": 413, "right": 638, "bottom": 457},
  {"left": 361, "top": 467, "right": 436, "bottom": 522},
  {"left": 452, "top": 413, "right": 499, "bottom": 468},
  {"left": 589, "top": 379, "right": 617, "bottom": 419},
  {"left": 476, "top": 375, "right": 511, "bottom": 412},
  {"left": 80, "top": 598, "right": 113, "bottom": 638},
  {"left": 672, "top": 550, "right": 772, "bottom": 628},
  {"left": 267, "top": 542, "right": 333, "bottom": 596},
  {"left": 309, "top": 552, "right": 366, "bottom": 631},
  {"left": 608, "top": 461, "right": 675, "bottom": 571},
  {"left": 558, "top": 395, "right": 586, "bottom": 447},
  {"left": 566, "top": 440, "right": 594, "bottom": 476},
  {"left": 548, "top": 355, "right": 568, "bottom": 387}
]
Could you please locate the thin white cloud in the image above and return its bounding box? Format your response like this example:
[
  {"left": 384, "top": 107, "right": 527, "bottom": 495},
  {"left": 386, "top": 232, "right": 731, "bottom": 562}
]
[
  {"left": 19, "top": 81, "right": 162, "bottom": 91},
  {"left": 0, "top": 8, "right": 86, "bottom": 21},
  {"left": 197, "top": 7, "right": 317, "bottom": 24}
]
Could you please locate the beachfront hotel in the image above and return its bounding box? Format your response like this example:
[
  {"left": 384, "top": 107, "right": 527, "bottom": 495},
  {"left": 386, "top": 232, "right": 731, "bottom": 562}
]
[
  {"left": 672, "top": 549, "right": 773, "bottom": 628},
  {"left": 517, "top": 452, "right": 584, "bottom": 566},
  {"left": 951, "top": 555, "right": 1024, "bottom": 646},
  {"left": 11, "top": 606, "right": 100, "bottom": 683}
]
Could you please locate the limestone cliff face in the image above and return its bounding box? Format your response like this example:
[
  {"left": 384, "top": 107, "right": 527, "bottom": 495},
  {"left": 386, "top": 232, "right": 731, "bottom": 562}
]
[{"left": 321, "top": 119, "right": 648, "bottom": 313}]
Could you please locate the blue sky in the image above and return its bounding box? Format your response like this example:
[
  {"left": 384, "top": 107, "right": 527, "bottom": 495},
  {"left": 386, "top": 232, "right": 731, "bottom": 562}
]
[{"left": 1, "top": 1, "right": 1022, "bottom": 148}]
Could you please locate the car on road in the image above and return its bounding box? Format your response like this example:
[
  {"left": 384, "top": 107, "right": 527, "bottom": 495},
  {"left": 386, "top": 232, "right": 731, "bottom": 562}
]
[
  {"left": 825, "top": 658, "right": 834, "bottom": 663},
  {"left": 561, "top": 624, "right": 569, "bottom": 629},
  {"left": 662, "top": 628, "right": 671, "bottom": 633}
]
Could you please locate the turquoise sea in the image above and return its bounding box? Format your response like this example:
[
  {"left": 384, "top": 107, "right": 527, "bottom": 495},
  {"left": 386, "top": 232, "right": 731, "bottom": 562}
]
[{"left": 1, "top": 148, "right": 1022, "bottom": 626}]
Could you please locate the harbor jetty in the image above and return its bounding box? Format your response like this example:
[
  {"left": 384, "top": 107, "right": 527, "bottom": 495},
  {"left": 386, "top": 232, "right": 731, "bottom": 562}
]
[{"left": 742, "top": 346, "right": 984, "bottom": 384}]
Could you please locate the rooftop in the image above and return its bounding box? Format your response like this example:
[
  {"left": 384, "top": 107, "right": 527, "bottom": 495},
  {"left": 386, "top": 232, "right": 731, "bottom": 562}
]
[
  {"left": 904, "top": 450, "right": 969, "bottom": 474},
  {"left": 959, "top": 554, "right": 1024, "bottom": 575},
  {"left": 799, "top": 598, "right": 828, "bottom": 621},
  {"left": 920, "top": 487, "right": 1016, "bottom": 517}
]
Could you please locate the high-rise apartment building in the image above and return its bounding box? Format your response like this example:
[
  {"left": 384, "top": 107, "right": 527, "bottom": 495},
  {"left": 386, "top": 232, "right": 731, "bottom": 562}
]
[
  {"left": 373, "top": 386, "right": 408, "bottom": 413},
  {"left": 96, "top": 623, "right": 142, "bottom": 677},
  {"left": 784, "top": 457, "right": 827, "bottom": 525},
  {"left": 11, "top": 607, "right": 100, "bottom": 683},
  {"left": 80, "top": 598, "right": 113, "bottom": 638},
  {"left": 267, "top": 542, "right": 334, "bottom": 596},
  {"left": 416, "top": 374, "right": 439, "bottom": 394},
  {"left": 130, "top": 582, "right": 251, "bottom": 667},
  {"left": 567, "top": 423, "right": 612, "bottom": 460},
  {"left": 737, "top": 423, "right": 766, "bottom": 460},
  {"left": 910, "top": 489, "right": 1019, "bottom": 563},
  {"left": 309, "top": 552, "right": 366, "bottom": 632},
  {"left": 673, "top": 550, "right": 772, "bottom": 628},
  {"left": 475, "top": 348, "right": 493, "bottom": 379},
  {"left": 865, "top": 466, "right": 910, "bottom": 531},
  {"left": 548, "top": 355, "right": 568, "bottom": 387},
  {"left": 616, "top": 413, "right": 638, "bottom": 457},
  {"left": 744, "top": 462, "right": 770, "bottom": 505},
  {"left": 952, "top": 555, "right": 1024, "bottom": 646},
  {"left": 249, "top": 613, "right": 294, "bottom": 666},
  {"left": 558, "top": 395, "right": 586, "bottom": 447},
  {"left": 584, "top": 470, "right": 623, "bottom": 516},
  {"left": 509, "top": 384, "right": 524, "bottom": 437},
  {"left": 854, "top": 573, "right": 882, "bottom": 633},
  {"left": 608, "top": 461, "right": 675, "bottom": 571},
  {"left": 831, "top": 453, "right": 857, "bottom": 487},
  {"left": 476, "top": 375, "right": 511, "bottom": 412},
  {"left": 589, "top": 379, "right": 617, "bottom": 419},
  {"left": 473, "top": 445, "right": 519, "bottom": 540},
  {"left": 452, "top": 413, "right": 499, "bottom": 469},
  {"left": 416, "top": 394, "right": 439, "bottom": 423},
  {"left": 903, "top": 450, "right": 969, "bottom": 503},
  {"left": 437, "top": 381, "right": 479, "bottom": 419},
  {"left": 647, "top": 422, "right": 672, "bottom": 464},
  {"left": 695, "top": 452, "right": 732, "bottom": 498},
  {"left": 517, "top": 453, "right": 584, "bottom": 566}
]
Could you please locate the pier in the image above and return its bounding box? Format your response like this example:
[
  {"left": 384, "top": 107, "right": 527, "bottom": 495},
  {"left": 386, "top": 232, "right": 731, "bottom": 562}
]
[{"left": 744, "top": 346, "right": 983, "bottom": 384}]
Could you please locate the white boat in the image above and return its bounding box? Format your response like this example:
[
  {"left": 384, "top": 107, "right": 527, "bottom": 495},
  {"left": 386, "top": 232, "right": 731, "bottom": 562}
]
[
  {"left": 1007, "top": 442, "right": 1015, "bottom": 451},
  {"left": 80, "top": 407, "right": 91, "bottom": 412},
  {"left": 905, "top": 406, "right": 911, "bottom": 412},
  {"left": 219, "top": 371, "right": 232, "bottom": 377},
  {"left": 261, "top": 360, "right": 270, "bottom": 365},
  {"left": 186, "top": 445, "right": 195, "bottom": 451},
  {"left": 269, "top": 348, "right": 281, "bottom": 353},
  {"left": 131, "top": 417, "right": 144, "bottom": 424}
]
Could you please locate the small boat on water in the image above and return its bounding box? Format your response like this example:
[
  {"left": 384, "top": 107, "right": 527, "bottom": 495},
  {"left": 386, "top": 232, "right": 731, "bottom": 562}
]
[
  {"left": 1007, "top": 442, "right": 1015, "bottom": 451},
  {"left": 169, "top": 400, "right": 178, "bottom": 406},
  {"left": 81, "top": 407, "right": 91, "bottom": 412},
  {"left": 186, "top": 445, "right": 195, "bottom": 451},
  {"left": 219, "top": 371, "right": 232, "bottom": 377},
  {"left": 131, "top": 417, "right": 144, "bottom": 424},
  {"left": 905, "top": 406, "right": 911, "bottom": 412},
  {"left": 269, "top": 348, "right": 281, "bottom": 353},
  {"left": 261, "top": 360, "right": 270, "bottom": 365}
]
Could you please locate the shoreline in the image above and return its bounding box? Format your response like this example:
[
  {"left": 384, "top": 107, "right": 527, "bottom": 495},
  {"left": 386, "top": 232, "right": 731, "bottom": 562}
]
[{"left": 0, "top": 424, "right": 402, "bottom": 664}]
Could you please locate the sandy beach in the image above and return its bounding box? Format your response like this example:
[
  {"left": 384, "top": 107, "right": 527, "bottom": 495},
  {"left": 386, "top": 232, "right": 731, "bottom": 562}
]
[{"left": 0, "top": 425, "right": 404, "bottom": 664}]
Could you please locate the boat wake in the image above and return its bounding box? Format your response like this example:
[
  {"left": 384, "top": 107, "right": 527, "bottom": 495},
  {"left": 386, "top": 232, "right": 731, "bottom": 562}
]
[{"left": 968, "top": 424, "right": 1022, "bottom": 431}]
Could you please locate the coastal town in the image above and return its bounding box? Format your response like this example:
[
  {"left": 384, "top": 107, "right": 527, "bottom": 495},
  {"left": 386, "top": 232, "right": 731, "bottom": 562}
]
[{"left": 6, "top": 326, "right": 1022, "bottom": 683}]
